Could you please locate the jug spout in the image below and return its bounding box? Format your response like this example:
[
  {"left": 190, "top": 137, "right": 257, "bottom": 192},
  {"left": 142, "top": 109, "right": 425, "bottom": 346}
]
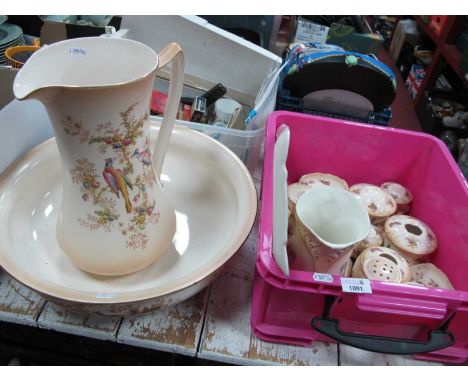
[
  {"left": 13, "top": 58, "right": 63, "bottom": 104},
  {"left": 13, "top": 36, "right": 159, "bottom": 107},
  {"left": 13, "top": 82, "right": 62, "bottom": 104}
]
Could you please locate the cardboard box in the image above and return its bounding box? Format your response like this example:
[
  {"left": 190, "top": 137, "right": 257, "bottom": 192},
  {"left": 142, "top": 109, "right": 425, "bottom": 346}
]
[
  {"left": 40, "top": 17, "right": 122, "bottom": 45},
  {"left": 388, "top": 19, "right": 421, "bottom": 63},
  {"left": 324, "top": 22, "right": 384, "bottom": 55},
  {"left": 4, "top": 15, "right": 122, "bottom": 45},
  {"left": 293, "top": 19, "right": 329, "bottom": 44},
  {"left": 292, "top": 18, "right": 383, "bottom": 55}
]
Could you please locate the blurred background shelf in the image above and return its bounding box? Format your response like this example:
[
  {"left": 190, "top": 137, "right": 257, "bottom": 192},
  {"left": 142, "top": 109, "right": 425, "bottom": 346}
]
[{"left": 413, "top": 16, "right": 468, "bottom": 106}]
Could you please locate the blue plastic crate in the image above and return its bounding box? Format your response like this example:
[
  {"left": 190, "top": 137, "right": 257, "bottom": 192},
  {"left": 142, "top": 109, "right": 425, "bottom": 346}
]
[{"left": 276, "top": 91, "right": 392, "bottom": 126}]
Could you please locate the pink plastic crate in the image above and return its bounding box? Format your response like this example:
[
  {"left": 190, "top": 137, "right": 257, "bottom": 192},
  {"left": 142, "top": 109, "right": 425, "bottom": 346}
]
[{"left": 252, "top": 111, "right": 468, "bottom": 364}]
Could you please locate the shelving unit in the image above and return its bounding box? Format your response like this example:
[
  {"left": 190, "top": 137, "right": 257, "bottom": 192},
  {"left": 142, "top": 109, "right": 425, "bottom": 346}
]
[{"left": 413, "top": 16, "right": 467, "bottom": 107}]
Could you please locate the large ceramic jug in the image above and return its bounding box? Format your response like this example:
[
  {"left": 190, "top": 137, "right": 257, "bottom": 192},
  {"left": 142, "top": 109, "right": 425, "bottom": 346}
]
[
  {"left": 13, "top": 37, "right": 184, "bottom": 276},
  {"left": 288, "top": 187, "right": 370, "bottom": 274}
]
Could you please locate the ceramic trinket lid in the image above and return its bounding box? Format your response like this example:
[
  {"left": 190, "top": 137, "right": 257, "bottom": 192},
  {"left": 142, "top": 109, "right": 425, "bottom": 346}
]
[
  {"left": 410, "top": 263, "right": 454, "bottom": 289},
  {"left": 299, "top": 172, "right": 349, "bottom": 190},
  {"left": 352, "top": 246, "right": 411, "bottom": 283},
  {"left": 352, "top": 224, "right": 384, "bottom": 259},
  {"left": 287, "top": 182, "right": 310, "bottom": 234},
  {"left": 350, "top": 183, "right": 396, "bottom": 228},
  {"left": 384, "top": 215, "right": 438, "bottom": 265},
  {"left": 381, "top": 182, "right": 413, "bottom": 214},
  {"left": 287, "top": 182, "right": 311, "bottom": 212}
]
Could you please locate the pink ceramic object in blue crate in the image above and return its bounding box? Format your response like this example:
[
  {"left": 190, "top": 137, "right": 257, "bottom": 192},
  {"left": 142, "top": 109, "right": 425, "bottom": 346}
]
[{"left": 252, "top": 111, "right": 468, "bottom": 364}]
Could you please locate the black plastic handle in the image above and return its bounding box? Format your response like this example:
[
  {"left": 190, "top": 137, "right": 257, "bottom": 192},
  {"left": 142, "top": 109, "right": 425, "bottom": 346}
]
[{"left": 311, "top": 296, "right": 455, "bottom": 355}]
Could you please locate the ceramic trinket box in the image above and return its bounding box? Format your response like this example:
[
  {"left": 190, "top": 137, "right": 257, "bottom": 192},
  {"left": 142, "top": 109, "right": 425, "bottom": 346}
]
[
  {"left": 350, "top": 183, "right": 397, "bottom": 228},
  {"left": 409, "top": 263, "right": 454, "bottom": 289},
  {"left": 384, "top": 215, "right": 438, "bottom": 265},
  {"left": 381, "top": 181, "right": 413, "bottom": 214},
  {"left": 352, "top": 224, "right": 384, "bottom": 259},
  {"left": 352, "top": 246, "right": 411, "bottom": 283}
]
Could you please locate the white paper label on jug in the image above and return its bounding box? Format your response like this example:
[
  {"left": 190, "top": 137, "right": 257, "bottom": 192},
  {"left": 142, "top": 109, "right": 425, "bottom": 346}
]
[
  {"left": 95, "top": 293, "right": 117, "bottom": 299},
  {"left": 69, "top": 47, "right": 87, "bottom": 56},
  {"left": 313, "top": 273, "right": 334, "bottom": 283},
  {"left": 341, "top": 278, "right": 372, "bottom": 294}
]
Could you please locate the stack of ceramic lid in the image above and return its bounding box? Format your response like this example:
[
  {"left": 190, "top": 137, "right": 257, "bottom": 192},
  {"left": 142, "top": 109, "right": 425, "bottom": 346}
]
[{"left": 0, "top": 20, "right": 25, "bottom": 66}]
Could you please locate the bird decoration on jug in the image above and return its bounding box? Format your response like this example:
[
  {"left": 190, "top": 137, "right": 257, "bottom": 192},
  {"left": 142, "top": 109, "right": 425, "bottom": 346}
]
[
  {"left": 103, "top": 158, "right": 133, "bottom": 213},
  {"left": 132, "top": 148, "right": 152, "bottom": 166}
]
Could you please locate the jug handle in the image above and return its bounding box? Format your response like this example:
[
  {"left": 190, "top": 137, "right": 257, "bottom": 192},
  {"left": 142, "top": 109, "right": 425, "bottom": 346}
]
[{"left": 152, "top": 43, "right": 184, "bottom": 180}]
